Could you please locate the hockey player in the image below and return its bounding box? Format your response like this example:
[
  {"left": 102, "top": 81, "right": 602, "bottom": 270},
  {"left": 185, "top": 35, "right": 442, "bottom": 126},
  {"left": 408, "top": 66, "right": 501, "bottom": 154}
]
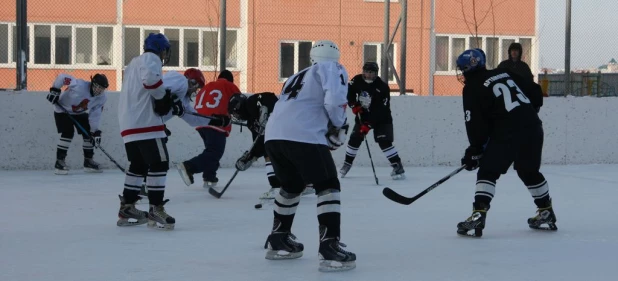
[
  {"left": 227, "top": 93, "right": 314, "bottom": 201},
  {"left": 117, "top": 33, "right": 179, "bottom": 230},
  {"left": 176, "top": 70, "right": 236, "bottom": 188},
  {"left": 454, "top": 49, "right": 557, "bottom": 238},
  {"left": 46, "top": 73, "right": 109, "bottom": 174},
  {"left": 339, "top": 62, "right": 405, "bottom": 180},
  {"left": 137, "top": 68, "right": 209, "bottom": 198},
  {"left": 263, "top": 40, "right": 356, "bottom": 272}
]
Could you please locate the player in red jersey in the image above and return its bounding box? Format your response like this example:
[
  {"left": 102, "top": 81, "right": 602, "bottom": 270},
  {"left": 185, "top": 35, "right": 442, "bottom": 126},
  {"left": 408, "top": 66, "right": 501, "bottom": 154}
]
[{"left": 176, "top": 70, "right": 238, "bottom": 188}]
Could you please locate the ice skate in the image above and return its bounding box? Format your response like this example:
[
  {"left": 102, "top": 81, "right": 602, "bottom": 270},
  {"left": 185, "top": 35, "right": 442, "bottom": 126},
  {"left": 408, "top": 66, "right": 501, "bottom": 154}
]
[
  {"left": 264, "top": 232, "right": 304, "bottom": 260},
  {"left": 390, "top": 161, "right": 405, "bottom": 180},
  {"left": 339, "top": 163, "right": 352, "bottom": 178},
  {"left": 318, "top": 226, "right": 356, "bottom": 272},
  {"left": 457, "top": 203, "right": 488, "bottom": 238},
  {"left": 84, "top": 158, "right": 103, "bottom": 173},
  {"left": 302, "top": 184, "right": 315, "bottom": 196},
  {"left": 117, "top": 195, "right": 149, "bottom": 226},
  {"left": 259, "top": 188, "right": 279, "bottom": 200},
  {"left": 203, "top": 177, "right": 219, "bottom": 189},
  {"left": 148, "top": 200, "right": 175, "bottom": 230},
  {"left": 528, "top": 203, "right": 558, "bottom": 231},
  {"left": 54, "top": 159, "right": 69, "bottom": 175},
  {"left": 175, "top": 162, "right": 194, "bottom": 186}
]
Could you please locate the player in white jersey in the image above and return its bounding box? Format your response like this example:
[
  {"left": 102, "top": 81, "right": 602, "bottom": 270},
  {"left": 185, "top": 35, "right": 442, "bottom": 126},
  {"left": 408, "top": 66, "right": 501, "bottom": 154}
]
[
  {"left": 263, "top": 40, "right": 356, "bottom": 272},
  {"left": 46, "top": 73, "right": 109, "bottom": 175},
  {"left": 116, "top": 33, "right": 178, "bottom": 230}
]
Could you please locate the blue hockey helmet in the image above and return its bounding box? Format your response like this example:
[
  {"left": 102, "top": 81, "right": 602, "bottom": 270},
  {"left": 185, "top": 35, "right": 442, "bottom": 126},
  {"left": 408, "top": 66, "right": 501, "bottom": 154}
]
[
  {"left": 143, "top": 33, "right": 171, "bottom": 65},
  {"left": 456, "top": 49, "right": 486, "bottom": 83}
]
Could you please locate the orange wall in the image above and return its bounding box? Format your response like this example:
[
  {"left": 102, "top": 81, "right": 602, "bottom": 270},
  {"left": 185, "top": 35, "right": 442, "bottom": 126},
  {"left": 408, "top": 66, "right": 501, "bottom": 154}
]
[
  {"left": 123, "top": 0, "right": 241, "bottom": 27},
  {"left": 436, "top": 0, "right": 536, "bottom": 35},
  {"left": 0, "top": 69, "right": 117, "bottom": 91},
  {"left": 0, "top": 0, "right": 116, "bottom": 24}
]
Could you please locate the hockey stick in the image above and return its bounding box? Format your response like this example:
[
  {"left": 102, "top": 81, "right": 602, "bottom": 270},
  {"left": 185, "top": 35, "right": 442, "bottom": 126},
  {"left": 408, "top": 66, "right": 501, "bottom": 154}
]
[
  {"left": 382, "top": 165, "right": 466, "bottom": 205},
  {"left": 357, "top": 113, "right": 379, "bottom": 185},
  {"left": 185, "top": 111, "right": 248, "bottom": 127},
  {"left": 208, "top": 134, "right": 262, "bottom": 198},
  {"left": 57, "top": 104, "right": 126, "bottom": 173}
]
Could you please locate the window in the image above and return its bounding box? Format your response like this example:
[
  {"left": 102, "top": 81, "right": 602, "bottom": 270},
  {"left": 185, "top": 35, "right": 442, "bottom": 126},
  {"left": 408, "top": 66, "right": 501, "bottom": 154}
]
[
  {"left": 75, "top": 28, "right": 92, "bottom": 64},
  {"left": 519, "top": 38, "right": 532, "bottom": 65},
  {"left": 435, "top": 35, "right": 534, "bottom": 73},
  {"left": 450, "top": 38, "right": 465, "bottom": 71},
  {"left": 363, "top": 43, "right": 395, "bottom": 82},
  {"left": 55, "top": 26, "right": 72, "bottom": 64},
  {"left": 501, "top": 39, "right": 515, "bottom": 61},
  {"left": 34, "top": 25, "right": 51, "bottom": 64},
  {"left": 279, "top": 41, "right": 312, "bottom": 80},
  {"left": 0, "top": 24, "right": 7, "bottom": 63},
  {"left": 435, "top": 36, "right": 448, "bottom": 71},
  {"left": 202, "top": 30, "right": 217, "bottom": 67},
  {"left": 97, "top": 27, "right": 113, "bottom": 65},
  {"left": 184, "top": 29, "right": 199, "bottom": 67},
  {"left": 164, "top": 28, "right": 179, "bottom": 67},
  {"left": 124, "top": 27, "right": 140, "bottom": 66},
  {"left": 225, "top": 30, "right": 238, "bottom": 68}
]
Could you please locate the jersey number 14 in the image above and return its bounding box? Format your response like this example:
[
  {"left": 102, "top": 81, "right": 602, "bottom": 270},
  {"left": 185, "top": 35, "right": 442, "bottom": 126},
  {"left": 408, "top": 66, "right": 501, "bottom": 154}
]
[{"left": 282, "top": 69, "right": 346, "bottom": 101}]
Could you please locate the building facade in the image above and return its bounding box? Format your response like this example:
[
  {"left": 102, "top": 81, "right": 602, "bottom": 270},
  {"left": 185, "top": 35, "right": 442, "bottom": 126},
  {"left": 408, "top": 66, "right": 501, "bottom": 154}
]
[{"left": 0, "top": 0, "right": 537, "bottom": 95}]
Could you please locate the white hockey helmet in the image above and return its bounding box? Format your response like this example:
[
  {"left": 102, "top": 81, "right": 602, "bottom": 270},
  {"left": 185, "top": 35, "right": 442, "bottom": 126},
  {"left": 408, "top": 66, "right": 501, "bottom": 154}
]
[{"left": 310, "top": 40, "right": 341, "bottom": 64}]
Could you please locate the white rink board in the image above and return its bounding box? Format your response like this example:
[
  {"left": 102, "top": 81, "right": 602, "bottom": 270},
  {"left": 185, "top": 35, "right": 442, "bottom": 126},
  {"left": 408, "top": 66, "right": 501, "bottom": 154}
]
[{"left": 1, "top": 91, "right": 617, "bottom": 170}]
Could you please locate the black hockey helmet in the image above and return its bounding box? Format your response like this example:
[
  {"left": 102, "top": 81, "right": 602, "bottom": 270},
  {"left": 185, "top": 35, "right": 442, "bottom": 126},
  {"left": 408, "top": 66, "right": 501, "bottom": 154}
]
[
  {"left": 90, "top": 74, "right": 109, "bottom": 97},
  {"left": 362, "top": 62, "right": 379, "bottom": 83},
  {"left": 228, "top": 93, "right": 248, "bottom": 121}
]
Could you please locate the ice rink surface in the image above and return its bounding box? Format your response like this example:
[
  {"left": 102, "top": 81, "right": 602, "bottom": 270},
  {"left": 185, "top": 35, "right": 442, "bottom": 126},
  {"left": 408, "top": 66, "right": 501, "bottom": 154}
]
[{"left": 1, "top": 165, "right": 617, "bottom": 281}]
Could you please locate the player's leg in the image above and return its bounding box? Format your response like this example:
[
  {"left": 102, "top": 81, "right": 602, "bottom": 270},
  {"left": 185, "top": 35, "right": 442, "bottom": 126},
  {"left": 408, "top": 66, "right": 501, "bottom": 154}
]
[
  {"left": 294, "top": 143, "right": 356, "bottom": 271},
  {"left": 457, "top": 141, "right": 513, "bottom": 237},
  {"left": 74, "top": 113, "right": 101, "bottom": 173},
  {"left": 202, "top": 129, "right": 227, "bottom": 187},
  {"left": 140, "top": 138, "right": 175, "bottom": 230},
  {"left": 263, "top": 140, "right": 305, "bottom": 260},
  {"left": 340, "top": 122, "right": 363, "bottom": 178},
  {"left": 261, "top": 156, "right": 281, "bottom": 199},
  {"left": 515, "top": 126, "right": 557, "bottom": 231},
  {"left": 53, "top": 112, "right": 74, "bottom": 174},
  {"left": 374, "top": 123, "right": 405, "bottom": 179},
  {"left": 117, "top": 141, "right": 149, "bottom": 226}
]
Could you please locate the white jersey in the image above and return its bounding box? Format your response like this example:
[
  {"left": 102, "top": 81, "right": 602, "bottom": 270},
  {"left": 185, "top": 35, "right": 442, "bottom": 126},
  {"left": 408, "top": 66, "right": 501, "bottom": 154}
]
[
  {"left": 118, "top": 52, "right": 167, "bottom": 143},
  {"left": 160, "top": 72, "right": 209, "bottom": 127},
  {"left": 52, "top": 74, "right": 107, "bottom": 132},
  {"left": 265, "top": 61, "right": 348, "bottom": 145}
]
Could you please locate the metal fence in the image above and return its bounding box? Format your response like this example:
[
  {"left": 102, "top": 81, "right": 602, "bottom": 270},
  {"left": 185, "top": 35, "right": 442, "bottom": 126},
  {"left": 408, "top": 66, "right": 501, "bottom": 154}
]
[{"left": 1, "top": 0, "right": 615, "bottom": 97}]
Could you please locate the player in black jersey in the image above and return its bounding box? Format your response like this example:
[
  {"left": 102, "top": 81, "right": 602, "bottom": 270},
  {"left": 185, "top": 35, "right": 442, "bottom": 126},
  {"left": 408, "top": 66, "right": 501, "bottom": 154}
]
[{"left": 455, "top": 49, "right": 557, "bottom": 237}]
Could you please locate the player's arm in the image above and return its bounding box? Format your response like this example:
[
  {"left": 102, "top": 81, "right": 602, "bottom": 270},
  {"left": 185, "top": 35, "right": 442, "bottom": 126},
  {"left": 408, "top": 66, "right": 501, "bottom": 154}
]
[
  {"left": 462, "top": 85, "right": 489, "bottom": 150},
  {"left": 320, "top": 63, "right": 348, "bottom": 128},
  {"left": 381, "top": 82, "right": 391, "bottom": 109},
  {"left": 141, "top": 55, "right": 166, "bottom": 99},
  {"left": 47, "top": 74, "right": 76, "bottom": 105},
  {"left": 180, "top": 96, "right": 210, "bottom": 127},
  {"left": 346, "top": 79, "right": 359, "bottom": 107}
]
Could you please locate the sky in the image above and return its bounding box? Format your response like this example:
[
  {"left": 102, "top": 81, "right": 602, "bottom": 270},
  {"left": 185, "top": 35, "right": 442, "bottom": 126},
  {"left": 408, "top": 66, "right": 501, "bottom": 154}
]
[{"left": 538, "top": 0, "right": 618, "bottom": 69}]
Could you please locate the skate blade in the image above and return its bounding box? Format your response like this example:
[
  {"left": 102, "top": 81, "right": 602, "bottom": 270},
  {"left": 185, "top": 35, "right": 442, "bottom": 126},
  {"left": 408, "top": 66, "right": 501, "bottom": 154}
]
[
  {"left": 117, "top": 217, "right": 148, "bottom": 227},
  {"left": 147, "top": 220, "right": 175, "bottom": 230},
  {"left": 319, "top": 260, "right": 356, "bottom": 272},
  {"left": 457, "top": 228, "right": 483, "bottom": 238},
  {"left": 84, "top": 168, "right": 103, "bottom": 173},
  {"left": 55, "top": 169, "right": 69, "bottom": 175},
  {"left": 203, "top": 182, "right": 218, "bottom": 189},
  {"left": 529, "top": 223, "right": 558, "bottom": 231},
  {"left": 391, "top": 174, "right": 406, "bottom": 180},
  {"left": 265, "top": 250, "right": 303, "bottom": 260},
  {"left": 175, "top": 163, "right": 193, "bottom": 186}
]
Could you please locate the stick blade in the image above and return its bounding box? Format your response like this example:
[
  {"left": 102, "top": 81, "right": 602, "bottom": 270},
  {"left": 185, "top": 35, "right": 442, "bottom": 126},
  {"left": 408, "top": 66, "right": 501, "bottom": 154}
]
[
  {"left": 208, "top": 187, "right": 223, "bottom": 198},
  {"left": 382, "top": 187, "right": 415, "bottom": 205}
]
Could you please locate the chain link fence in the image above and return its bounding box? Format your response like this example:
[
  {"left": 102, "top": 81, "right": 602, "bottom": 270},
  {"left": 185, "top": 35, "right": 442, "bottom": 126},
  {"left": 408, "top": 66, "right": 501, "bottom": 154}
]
[{"left": 0, "top": 0, "right": 616, "bottom": 97}]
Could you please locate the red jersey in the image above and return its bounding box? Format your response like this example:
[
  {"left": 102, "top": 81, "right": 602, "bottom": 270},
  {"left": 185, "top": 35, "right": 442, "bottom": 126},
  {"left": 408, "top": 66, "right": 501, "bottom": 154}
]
[{"left": 194, "top": 78, "right": 240, "bottom": 135}]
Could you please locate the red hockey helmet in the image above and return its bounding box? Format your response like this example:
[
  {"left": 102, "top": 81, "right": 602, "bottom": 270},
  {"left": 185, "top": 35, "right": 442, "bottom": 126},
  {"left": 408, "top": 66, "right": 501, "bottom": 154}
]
[{"left": 184, "top": 68, "right": 205, "bottom": 92}]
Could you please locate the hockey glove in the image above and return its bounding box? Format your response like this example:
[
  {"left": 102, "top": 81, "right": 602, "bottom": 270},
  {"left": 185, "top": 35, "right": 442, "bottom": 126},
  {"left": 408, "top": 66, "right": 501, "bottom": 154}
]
[
  {"left": 351, "top": 104, "right": 363, "bottom": 115},
  {"left": 235, "top": 150, "right": 257, "bottom": 171},
  {"left": 153, "top": 89, "right": 173, "bottom": 116},
  {"left": 90, "top": 130, "right": 102, "bottom": 146},
  {"left": 461, "top": 146, "right": 483, "bottom": 171},
  {"left": 208, "top": 115, "right": 231, "bottom": 127},
  {"left": 171, "top": 95, "right": 184, "bottom": 117},
  {"left": 359, "top": 123, "right": 372, "bottom": 136},
  {"left": 326, "top": 123, "right": 350, "bottom": 151},
  {"left": 47, "top": 87, "right": 61, "bottom": 104}
]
